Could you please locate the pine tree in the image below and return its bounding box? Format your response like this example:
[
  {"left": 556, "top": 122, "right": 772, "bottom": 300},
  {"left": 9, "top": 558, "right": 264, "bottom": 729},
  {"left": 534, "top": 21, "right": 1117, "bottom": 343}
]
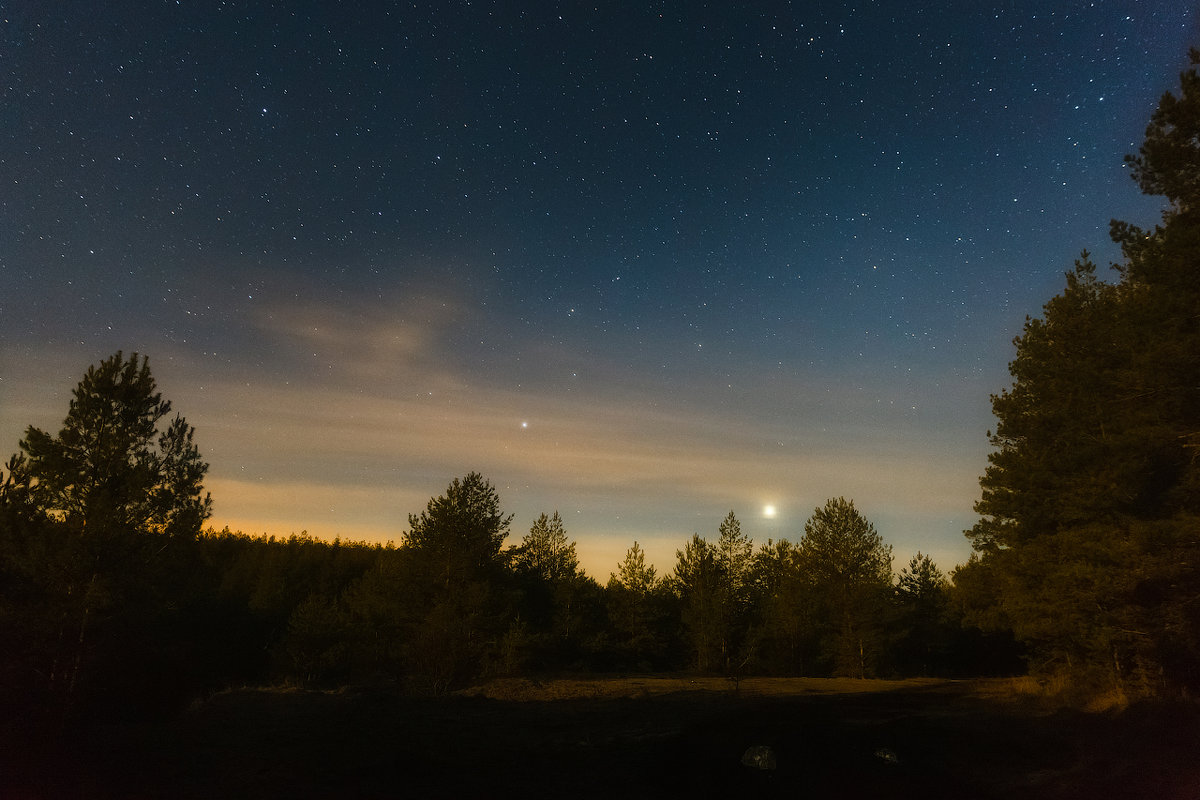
[
  {"left": 714, "top": 511, "right": 752, "bottom": 672},
  {"left": 4, "top": 352, "right": 212, "bottom": 711},
  {"left": 606, "top": 541, "right": 663, "bottom": 668},
  {"left": 512, "top": 511, "right": 587, "bottom": 648},
  {"left": 715, "top": 510, "right": 752, "bottom": 607},
  {"left": 670, "top": 534, "right": 722, "bottom": 671},
  {"left": 746, "top": 538, "right": 815, "bottom": 675},
  {"left": 513, "top": 511, "right": 579, "bottom": 583},
  {"left": 966, "top": 50, "right": 1200, "bottom": 695},
  {"left": 612, "top": 541, "right": 657, "bottom": 595},
  {"left": 400, "top": 473, "right": 514, "bottom": 692},
  {"left": 800, "top": 498, "right": 892, "bottom": 678},
  {"left": 19, "top": 352, "right": 211, "bottom": 540},
  {"left": 404, "top": 471, "right": 512, "bottom": 587},
  {"left": 894, "top": 553, "right": 949, "bottom": 676}
]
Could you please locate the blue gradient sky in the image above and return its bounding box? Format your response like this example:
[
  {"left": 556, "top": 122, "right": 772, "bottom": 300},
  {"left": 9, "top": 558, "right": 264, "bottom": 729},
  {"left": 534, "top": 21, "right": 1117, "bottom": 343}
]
[{"left": 2, "top": 2, "right": 1196, "bottom": 577}]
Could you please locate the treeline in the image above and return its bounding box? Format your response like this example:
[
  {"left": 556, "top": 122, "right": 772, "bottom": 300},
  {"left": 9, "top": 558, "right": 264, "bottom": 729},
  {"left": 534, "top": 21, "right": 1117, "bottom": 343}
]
[
  {"left": 0, "top": 436, "right": 1020, "bottom": 722},
  {"left": 265, "top": 491, "right": 1017, "bottom": 689}
]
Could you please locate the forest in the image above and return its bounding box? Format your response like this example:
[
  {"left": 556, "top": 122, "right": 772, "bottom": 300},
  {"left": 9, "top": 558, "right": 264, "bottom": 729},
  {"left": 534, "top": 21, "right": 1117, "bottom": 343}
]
[
  {"left": 3, "top": 51, "right": 1199, "bottom": 732},
  {"left": 0, "top": 443, "right": 1023, "bottom": 722}
]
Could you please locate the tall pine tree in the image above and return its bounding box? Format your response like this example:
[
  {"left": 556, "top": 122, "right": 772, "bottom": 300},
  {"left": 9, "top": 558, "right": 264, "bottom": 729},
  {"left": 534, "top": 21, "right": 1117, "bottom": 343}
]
[
  {"left": 800, "top": 498, "right": 892, "bottom": 678},
  {"left": 3, "top": 352, "right": 212, "bottom": 714},
  {"left": 967, "top": 50, "right": 1200, "bottom": 695}
]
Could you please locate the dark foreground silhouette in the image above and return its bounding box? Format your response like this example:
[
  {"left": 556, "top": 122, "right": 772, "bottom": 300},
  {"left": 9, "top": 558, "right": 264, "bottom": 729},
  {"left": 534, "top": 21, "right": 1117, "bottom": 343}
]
[{"left": 6, "top": 679, "right": 1199, "bottom": 799}]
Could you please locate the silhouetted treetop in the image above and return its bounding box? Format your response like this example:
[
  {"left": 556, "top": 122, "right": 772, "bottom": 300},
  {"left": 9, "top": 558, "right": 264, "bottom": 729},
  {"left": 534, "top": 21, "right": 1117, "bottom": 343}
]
[
  {"left": 513, "top": 511, "right": 579, "bottom": 583},
  {"left": 1124, "top": 48, "right": 1200, "bottom": 213},
  {"left": 404, "top": 472, "right": 513, "bottom": 581},
  {"left": 611, "top": 540, "right": 657, "bottom": 595},
  {"left": 964, "top": 47, "right": 1200, "bottom": 696},
  {"left": 18, "top": 351, "right": 211, "bottom": 539}
]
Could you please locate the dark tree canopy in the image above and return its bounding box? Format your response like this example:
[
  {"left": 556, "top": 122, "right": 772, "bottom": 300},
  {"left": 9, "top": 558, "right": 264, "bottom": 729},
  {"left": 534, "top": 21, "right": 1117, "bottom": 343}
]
[
  {"left": 800, "top": 498, "right": 893, "bottom": 678},
  {"left": 893, "top": 552, "right": 953, "bottom": 678},
  {"left": 404, "top": 471, "right": 512, "bottom": 581},
  {"left": 715, "top": 510, "right": 752, "bottom": 606},
  {"left": 801, "top": 497, "right": 892, "bottom": 588},
  {"left": 512, "top": 511, "right": 579, "bottom": 583},
  {"left": 610, "top": 540, "right": 657, "bottom": 595},
  {"left": 1, "top": 352, "right": 213, "bottom": 716},
  {"left": 606, "top": 541, "right": 667, "bottom": 669},
  {"left": 966, "top": 51, "right": 1200, "bottom": 695},
  {"left": 1124, "top": 48, "right": 1200, "bottom": 214},
  {"left": 897, "top": 552, "right": 947, "bottom": 607},
  {"left": 973, "top": 50, "right": 1200, "bottom": 554},
  {"left": 671, "top": 533, "right": 722, "bottom": 671},
  {"left": 970, "top": 254, "right": 1130, "bottom": 550},
  {"left": 18, "top": 351, "right": 211, "bottom": 539}
]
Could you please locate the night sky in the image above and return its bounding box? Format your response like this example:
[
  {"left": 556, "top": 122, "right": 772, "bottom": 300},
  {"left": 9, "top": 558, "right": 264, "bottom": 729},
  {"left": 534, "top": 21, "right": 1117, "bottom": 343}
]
[{"left": 2, "top": 2, "right": 1197, "bottom": 578}]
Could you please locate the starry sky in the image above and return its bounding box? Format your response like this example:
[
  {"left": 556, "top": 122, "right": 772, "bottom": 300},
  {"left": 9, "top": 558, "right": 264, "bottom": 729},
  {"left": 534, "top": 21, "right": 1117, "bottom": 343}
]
[{"left": 2, "top": 2, "right": 1196, "bottom": 579}]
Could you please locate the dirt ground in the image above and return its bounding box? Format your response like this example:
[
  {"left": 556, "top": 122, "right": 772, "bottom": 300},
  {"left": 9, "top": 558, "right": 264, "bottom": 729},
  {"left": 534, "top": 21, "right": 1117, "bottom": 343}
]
[{"left": 7, "top": 677, "right": 1200, "bottom": 799}]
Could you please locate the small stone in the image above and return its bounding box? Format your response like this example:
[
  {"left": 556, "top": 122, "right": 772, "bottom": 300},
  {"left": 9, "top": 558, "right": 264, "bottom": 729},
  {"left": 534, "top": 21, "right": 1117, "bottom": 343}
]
[
  {"left": 874, "top": 747, "right": 900, "bottom": 765},
  {"left": 741, "top": 745, "right": 777, "bottom": 770}
]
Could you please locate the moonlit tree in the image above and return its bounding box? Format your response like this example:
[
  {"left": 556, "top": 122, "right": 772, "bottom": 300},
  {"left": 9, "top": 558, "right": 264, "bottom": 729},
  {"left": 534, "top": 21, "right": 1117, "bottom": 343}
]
[
  {"left": 800, "top": 497, "right": 893, "bottom": 678},
  {"left": 606, "top": 541, "right": 664, "bottom": 668},
  {"left": 612, "top": 540, "right": 657, "bottom": 595},
  {"left": 513, "top": 511, "right": 579, "bottom": 583},
  {"left": 404, "top": 471, "right": 512, "bottom": 587},
  {"left": 965, "top": 51, "right": 1200, "bottom": 694}
]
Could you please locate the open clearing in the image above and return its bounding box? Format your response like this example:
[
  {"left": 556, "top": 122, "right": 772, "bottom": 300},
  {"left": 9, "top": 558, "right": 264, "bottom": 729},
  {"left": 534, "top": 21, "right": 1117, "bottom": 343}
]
[{"left": 8, "top": 677, "right": 1199, "bottom": 798}]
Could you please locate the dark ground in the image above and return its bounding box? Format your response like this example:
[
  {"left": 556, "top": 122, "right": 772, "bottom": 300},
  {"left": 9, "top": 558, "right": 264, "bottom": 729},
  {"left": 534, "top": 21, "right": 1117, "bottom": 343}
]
[{"left": 5, "top": 679, "right": 1199, "bottom": 799}]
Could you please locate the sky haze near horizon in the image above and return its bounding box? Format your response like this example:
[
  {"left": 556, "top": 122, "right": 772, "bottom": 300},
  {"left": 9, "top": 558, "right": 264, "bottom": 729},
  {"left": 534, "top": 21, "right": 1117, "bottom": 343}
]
[{"left": 2, "top": 2, "right": 1197, "bottom": 577}]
